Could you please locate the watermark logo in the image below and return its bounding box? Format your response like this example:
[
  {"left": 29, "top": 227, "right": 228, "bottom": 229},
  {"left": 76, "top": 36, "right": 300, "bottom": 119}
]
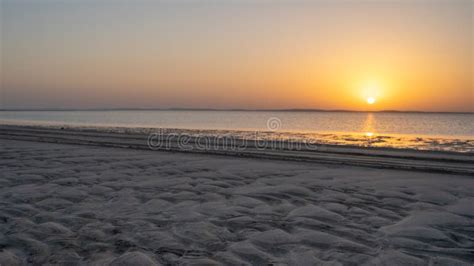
[{"left": 266, "top": 117, "right": 281, "bottom": 131}]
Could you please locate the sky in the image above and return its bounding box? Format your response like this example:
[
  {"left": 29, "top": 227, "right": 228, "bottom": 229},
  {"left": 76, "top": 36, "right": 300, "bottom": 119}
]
[{"left": 1, "top": 0, "right": 473, "bottom": 112}]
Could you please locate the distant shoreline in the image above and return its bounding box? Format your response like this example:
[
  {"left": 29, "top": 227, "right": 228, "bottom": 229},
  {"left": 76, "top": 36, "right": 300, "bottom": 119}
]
[{"left": 0, "top": 108, "right": 472, "bottom": 114}]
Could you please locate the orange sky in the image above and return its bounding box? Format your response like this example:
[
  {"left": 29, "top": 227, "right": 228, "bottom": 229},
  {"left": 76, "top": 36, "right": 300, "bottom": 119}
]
[{"left": 1, "top": 0, "right": 473, "bottom": 112}]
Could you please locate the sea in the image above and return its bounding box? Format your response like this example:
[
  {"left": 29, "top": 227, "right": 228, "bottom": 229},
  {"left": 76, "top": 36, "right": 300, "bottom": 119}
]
[{"left": 1, "top": 110, "right": 473, "bottom": 152}]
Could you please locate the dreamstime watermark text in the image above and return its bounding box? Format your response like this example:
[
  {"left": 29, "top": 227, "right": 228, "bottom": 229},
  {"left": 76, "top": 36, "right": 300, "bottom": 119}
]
[{"left": 147, "top": 117, "right": 320, "bottom": 152}]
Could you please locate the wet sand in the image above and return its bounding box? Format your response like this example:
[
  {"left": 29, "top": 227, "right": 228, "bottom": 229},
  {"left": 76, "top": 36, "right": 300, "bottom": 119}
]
[
  {"left": 0, "top": 125, "right": 473, "bottom": 175},
  {"left": 0, "top": 137, "right": 473, "bottom": 265}
]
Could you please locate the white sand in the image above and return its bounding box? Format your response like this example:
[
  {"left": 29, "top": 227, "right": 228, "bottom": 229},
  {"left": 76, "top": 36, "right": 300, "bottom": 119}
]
[{"left": 0, "top": 139, "right": 473, "bottom": 265}]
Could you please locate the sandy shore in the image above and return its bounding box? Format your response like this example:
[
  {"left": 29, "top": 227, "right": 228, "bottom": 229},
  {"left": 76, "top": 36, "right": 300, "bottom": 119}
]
[
  {"left": 0, "top": 137, "right": 473, "bottom": 265},
  {"left": 1, "top": 125, "right": 473, "bottom": 175}
]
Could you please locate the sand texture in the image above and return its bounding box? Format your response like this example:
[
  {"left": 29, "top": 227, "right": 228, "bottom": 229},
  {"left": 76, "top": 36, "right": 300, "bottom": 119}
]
[{"left": 0, "top": 139, "right": 473, "bottom": 265}]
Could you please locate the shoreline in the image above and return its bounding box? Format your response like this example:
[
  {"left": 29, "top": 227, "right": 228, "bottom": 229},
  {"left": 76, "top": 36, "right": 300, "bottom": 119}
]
[
  {"left": 2, "top": 119, "right": 474, "bottom": 141},
  {"left": 1, "top": 124, "right": 473, "bottom": 175}
]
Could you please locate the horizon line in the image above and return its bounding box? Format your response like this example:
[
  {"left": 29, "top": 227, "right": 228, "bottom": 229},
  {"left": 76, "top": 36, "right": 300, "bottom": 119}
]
[{"left": 0, "top": 107, "right": 472, "bottom": 114}]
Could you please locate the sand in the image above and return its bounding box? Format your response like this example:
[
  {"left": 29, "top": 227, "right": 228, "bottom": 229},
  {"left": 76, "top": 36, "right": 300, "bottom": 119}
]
[
  {"left": 0, "top": 137, "right": 473, "bottom": 265},
  {"left": 0, "top": 125, "right": 473, "bottom": 175}
]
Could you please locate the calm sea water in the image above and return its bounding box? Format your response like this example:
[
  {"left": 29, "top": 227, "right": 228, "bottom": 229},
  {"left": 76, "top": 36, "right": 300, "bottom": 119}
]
[
  {"left": 1, "top": 110, "right": 472, "bottom": 137},
  {"left": 1, "top": 110, "right": 473, "bottom": 152}
]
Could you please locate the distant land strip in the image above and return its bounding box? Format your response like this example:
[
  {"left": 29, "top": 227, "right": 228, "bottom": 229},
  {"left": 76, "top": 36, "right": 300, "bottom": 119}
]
[{"left": 0, "top": 108, "right": 473, "bottom": 114}]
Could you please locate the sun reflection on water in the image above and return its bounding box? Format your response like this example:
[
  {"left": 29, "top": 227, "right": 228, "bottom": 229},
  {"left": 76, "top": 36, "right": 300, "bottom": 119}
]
[{"left": 363, "top": 113, "right": 376, "bottom": 137}]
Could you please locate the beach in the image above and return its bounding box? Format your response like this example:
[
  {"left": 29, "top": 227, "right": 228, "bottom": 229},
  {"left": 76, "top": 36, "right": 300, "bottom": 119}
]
[
  {"left": 0, "top": 127, "right": 473, "bottom": 265},
  {"left": 3, "top": 0, "right": 473, "bottom": 264}
]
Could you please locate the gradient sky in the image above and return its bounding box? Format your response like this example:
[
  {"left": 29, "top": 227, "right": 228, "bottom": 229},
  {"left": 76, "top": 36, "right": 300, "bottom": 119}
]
[{"left": 1, "top": 0, "right": 473, "bottom": 111}]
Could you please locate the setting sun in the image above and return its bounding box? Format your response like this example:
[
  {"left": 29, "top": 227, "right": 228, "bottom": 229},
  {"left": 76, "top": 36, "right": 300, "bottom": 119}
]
[{"left": 367, "top": 97, "right": 376, "bottom": 105}]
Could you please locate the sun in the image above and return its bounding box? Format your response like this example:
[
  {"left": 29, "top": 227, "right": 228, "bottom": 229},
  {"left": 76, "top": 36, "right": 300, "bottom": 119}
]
[
  {"left": 360, "top": 80, "right": 381, "bottom": 106},
  {"left": 367, "top": 97, "right": 376, "bottom": 105}
]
